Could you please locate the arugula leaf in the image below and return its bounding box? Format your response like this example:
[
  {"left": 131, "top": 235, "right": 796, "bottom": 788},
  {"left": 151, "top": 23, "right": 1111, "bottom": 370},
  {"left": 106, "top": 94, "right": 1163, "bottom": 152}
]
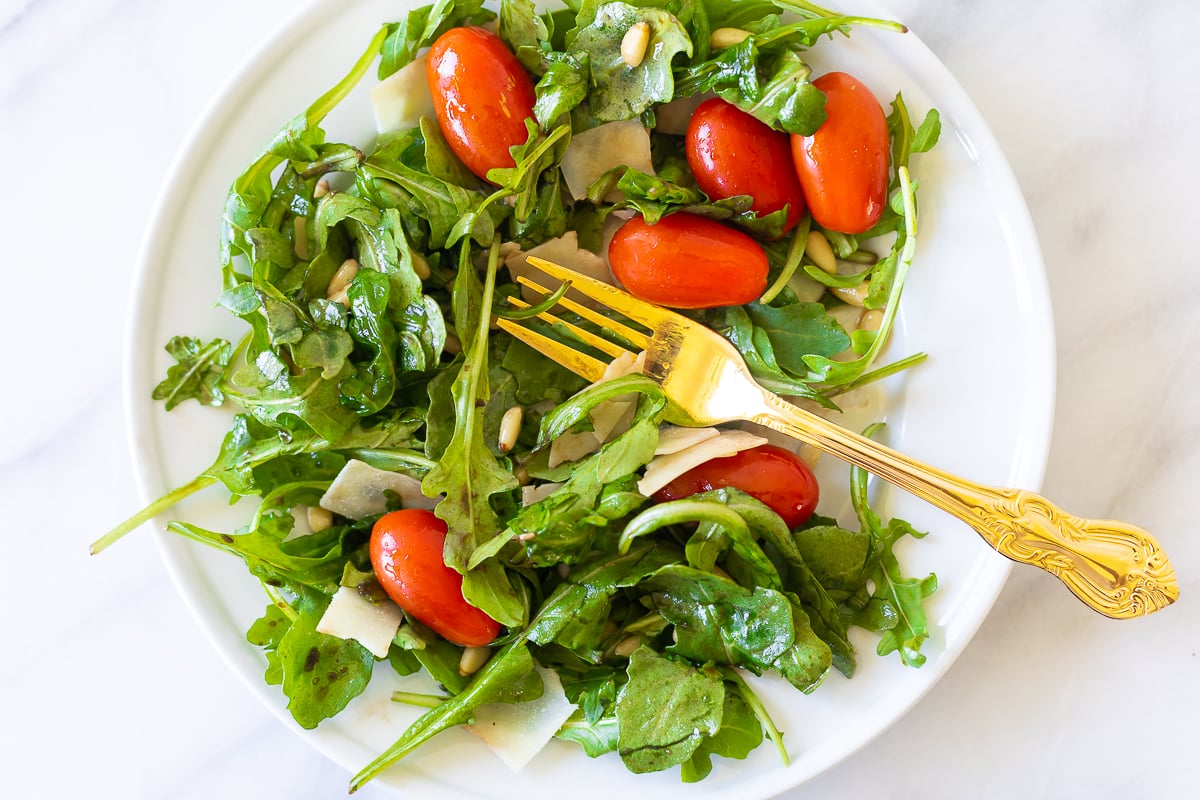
[
  {"left": 378, "top": 0, "right": 496, "bottom": 79},
  {"left": 166, "top": 493, "right": 359, "bottom": 597},
  {"left": 422, "top": 241, "right": 523, "bottom": 626},
  {"left": 615, "top": 646, "right": 723, "bottom": 774},
  {"left": 499, "top": 0, "right": 549, "bottom": 57},
  {"left": 526, "top": 543, "right": 682, "bottom": 646},
  {"left": 351, "top": 643, "right": 543, "bottom": 791},
  {"left": 641, "top": 565, "right": 795, "bottom": 673},
  {"left": 533, "top": 53, "right": 590, "bottom": 127},
  {"left": 850, "top": 423, "right": 937, "bottom": 667},
  {"left": 744, "top": 299, "right": 851, "bottom": 372},
  {"left": 222, "top": 26, "right": 387, "bottom": 286},
  {"left": 152, "top": 336, "right": 232, "bottom": 410},
  {"left": 801, "top": 167, "right": 919, "bottom": 386},
  {"left": 558, "top": 710, "right": 621, "bottom": 756},
  {"left": 716, "top": 47, "right": 826, "bottom": 135},
  {"left": 247, "top": 602, "right": 292, "bottom": 686},
  {"left": 275, "top": 592, "right": 375, "bottom": 729},
  {"left": 568, "top": 2, "right": 693, "bottom": 121},
  {"left": 715, "top": 306, "right": 830, "bottom": 403},
  {"left": 679, "top": 679, "right": 763, "bottom": 782},
  {"left": 792, "top": 523, "right": 871, "bottom": 594}
]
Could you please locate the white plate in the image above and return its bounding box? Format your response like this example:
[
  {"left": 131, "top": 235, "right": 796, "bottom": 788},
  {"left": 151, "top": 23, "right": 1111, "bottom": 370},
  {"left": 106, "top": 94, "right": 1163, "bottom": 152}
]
[{"left": 125, "top": 1, "right": 1054, "bottom": 797}]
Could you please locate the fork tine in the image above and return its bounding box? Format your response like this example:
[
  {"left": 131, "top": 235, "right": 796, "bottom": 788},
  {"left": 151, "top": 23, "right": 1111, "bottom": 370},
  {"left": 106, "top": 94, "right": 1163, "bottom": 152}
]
[
  {"left": 516, "top": 275, "right": 651, "bottom": 350},
  {"left": 505, "top": 296, "right": 633, "bottom": 360},
  {"left": 496, "top": 318, "right": 608, "bottom": 382},
  {"left": 525, "top": 257, "right": 681, "bottom": 331}
]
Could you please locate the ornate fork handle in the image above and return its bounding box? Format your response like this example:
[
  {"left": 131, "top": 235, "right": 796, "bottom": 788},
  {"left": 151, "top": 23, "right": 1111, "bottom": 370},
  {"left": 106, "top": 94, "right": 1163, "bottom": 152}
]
[{"left": 753, "top": 393, "right": 1179, "bottom": 619}]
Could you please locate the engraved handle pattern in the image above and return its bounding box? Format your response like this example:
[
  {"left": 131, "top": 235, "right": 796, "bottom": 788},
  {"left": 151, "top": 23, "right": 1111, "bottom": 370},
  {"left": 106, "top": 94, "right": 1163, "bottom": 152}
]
[
  {"left": 753, "top": 394, "right": 1179, "bottom": 619},
  {"left": 943, "top": 486, "right": 1178, "bottom": 619}
]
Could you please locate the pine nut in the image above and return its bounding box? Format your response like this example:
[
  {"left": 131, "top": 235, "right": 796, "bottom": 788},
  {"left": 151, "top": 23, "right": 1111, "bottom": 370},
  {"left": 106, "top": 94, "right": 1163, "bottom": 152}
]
[
  {"left": 709, "top": 27, "right": 751, "bottom": 50},
  {"left": 411, "top": 252, "right": 431, "bottom": 280},
  {"left": 458, "top": 646, "right": 492, "bottom": 676},
  {"left": 497, "top": 406, "right": 524, "bottom": 454},
  {"left": 293, "top": 216, "right": 309, "bottom": 260},
  {"left": 444, "top": 333, "right": 462, "bottom": 355},
  {"left": 306, "top": 505, "right": 333, "bottom": 533},
  {"left": 326, "top": 258, "right": 360, "bottom": 306},
  {"left": 806, "top": 230, "right": 837, "bottom": 275},
  {"left": 832, "top": 282, "right": 870, "bottom": 307},
  {"left": 314, "top": 179, "right": 331, "bottom": 199},
  {"left": 621, "top": 22, "right": 651, "bottom": 68},
  {"left": 513, "top": 464, "right": 530, "bottom": 486},
  {"left": 858, "top": 309, "right": 884, "bottom": 331},
  {"left": 614, "top": 635, "right": 642, "bottom": 658}
]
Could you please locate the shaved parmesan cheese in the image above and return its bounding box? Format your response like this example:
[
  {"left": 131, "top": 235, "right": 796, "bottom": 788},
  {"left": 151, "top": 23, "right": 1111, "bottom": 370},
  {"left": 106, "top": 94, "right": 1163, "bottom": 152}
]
[
  {"left": 315, "top": 586, "right": 404, "bottom": 658},
  {"left": 637, "top": 429, "right": 768, "bottom": 497},
  {"left": 561, "top": 120, "right": 654, "bottom": 201},
  {"left": 599, "top": 350, "right": 639, "bottom": 381},
  {"left": 318, "top": 459, "right": 436, "bottom": 519},
  {"left": 466, "top": 666, "right": 578, "bottom": 772},
  {"left": 590, "top": 396, "right": 635, "bottom": 442},
  {"left": 283, "top": 506, "right": 316, "bottom": 542},
  {"left": 370, "top": 51, "right": 436, "bottom": 134},
  {"left": 654, "top": 425, "right": 721, "bottom": 456},
  {"left": 653, "top": 92, "right": 713, "bottom": 135},
  {"left": 587, "top": 350, "right": 638, "bottom": 441},
  {"left": 522, "top": 483, "right": 564, "bottom": 506},
  {"left": 547, "top": 430, "right": 600, "bottom": 469},
  {"left": 504, "top": 231, "right": 614, "bottom": 307},
  {"left": 548, "top": 351, "right": 647, "bottom": 467}
]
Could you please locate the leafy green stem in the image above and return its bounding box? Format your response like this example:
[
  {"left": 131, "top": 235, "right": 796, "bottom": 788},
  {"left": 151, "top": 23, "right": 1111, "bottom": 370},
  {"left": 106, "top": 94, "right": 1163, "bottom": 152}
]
[
  {"left": 719, "top": 667, "right": 789, "bottom": 767},
  {"left": 391, "top": 691, "right": 449, "bottom": 709},
  {"left": 261, "top": 581, "right": 299, "bottom": 622},
  {"left": 90, "top": 475, "right": 218, "bottom": 555},
  {"left": 619, "top": 500, "right": 752, "bottom": 555},
  {"left": 758, "top": 215, "right": 811, "bottom": 305},
  {"left": 826, "top": 352, "right": 929, "bottom": 397}
]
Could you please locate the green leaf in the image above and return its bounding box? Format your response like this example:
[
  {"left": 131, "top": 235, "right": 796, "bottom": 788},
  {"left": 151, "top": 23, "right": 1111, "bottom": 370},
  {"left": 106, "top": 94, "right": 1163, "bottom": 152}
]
[
  {"left": 912, "top": 108, "right": 942, "bottom": 153},
  {"left": 792, "top": 524, "right": 871, "bottom": 592},
  {"left": 641, "top": 565, "right": 795, "bottom": 673},
  {"left": 350, "top": 643, "right": 542, "bottom": 790},
  {"left": 534, "top": 54, "right": 590, "bottom": 127},
  {"left": 422, "top": 242, "right": 522, "bottom": 626},
  {"left": 247, "top": 603, "right": 293, "bottom": 686},
  {"left": 221, "top": 26, "right": 387, "bottom": 283},
  {"left": 418, "top": 116, "right": 479, "bottom": 188},
  {"left": 716, "top": 48, "right": 826, "bottom": 135},
  {"left": 615, "top": 647, "right": 723, "bottom": 774},
  {"left": 850, "top": 424, "right": 937, "bottom": 668},
  {"left": 276, "top": 594, "right": 375, "bottom": 729},
  {"left": 568, "top": 2, "right": 693, "bottom": 121},
  {"left": 680, "top": 682, "right": 763, "bottom": 782},
  {"left": 378, "top": 0, "right": 496, "bottom": 79},
  {"left": 745, "top": 300, "right": 851, "bottom": 373},
  {"left": 152, "top": 336, "right": 232, "bottom": 410}
]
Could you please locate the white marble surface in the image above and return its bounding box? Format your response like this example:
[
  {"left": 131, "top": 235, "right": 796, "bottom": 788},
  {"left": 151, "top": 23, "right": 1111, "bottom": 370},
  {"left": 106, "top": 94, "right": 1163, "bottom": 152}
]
[{"left": 1, "top": 0, "right": 1196, "bottom": 797}]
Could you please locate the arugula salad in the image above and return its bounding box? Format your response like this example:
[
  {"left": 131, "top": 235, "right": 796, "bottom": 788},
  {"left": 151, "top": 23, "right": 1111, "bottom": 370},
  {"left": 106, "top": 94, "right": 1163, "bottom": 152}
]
[{"left": 96, "top": 0, "right": 944, "bottom": 790}]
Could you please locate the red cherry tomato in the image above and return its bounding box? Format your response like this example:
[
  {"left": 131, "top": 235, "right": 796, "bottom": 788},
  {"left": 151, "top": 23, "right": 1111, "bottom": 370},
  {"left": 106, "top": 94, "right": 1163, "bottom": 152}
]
[
  {"left": 607, "top": 212, "right": 768, "bottom": 308},
  {"left": 426, "top": 26, "right": 536, "bottom": 183},
  {"left": 791, "top": 72, "right": 890, "bottom": 234},
  {"left": 369, "top": 509, "right": 500, "bottom": 647},
  {"left": 653, "top": 444, "right": 820, "bottom": 529},
  {"left": 685, "top": 99, "right": 806, "bottom": 235}
]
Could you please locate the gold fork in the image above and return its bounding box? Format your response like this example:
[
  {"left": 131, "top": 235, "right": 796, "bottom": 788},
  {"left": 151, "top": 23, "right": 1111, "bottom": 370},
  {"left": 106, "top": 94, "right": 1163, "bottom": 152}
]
[{"left": 498, "top": 257, "right": 1178, "bottom": 619}]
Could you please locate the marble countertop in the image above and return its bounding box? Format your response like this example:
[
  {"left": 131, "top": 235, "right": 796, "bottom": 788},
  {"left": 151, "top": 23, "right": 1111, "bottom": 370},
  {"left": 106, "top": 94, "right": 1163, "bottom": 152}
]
[{"left": 2, "top": 0, "right": 1195, "bottom": 797}]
